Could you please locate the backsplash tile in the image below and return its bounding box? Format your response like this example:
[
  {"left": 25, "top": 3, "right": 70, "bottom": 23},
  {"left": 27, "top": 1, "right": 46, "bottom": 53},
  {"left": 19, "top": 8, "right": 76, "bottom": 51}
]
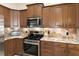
[{"left": 43, "top": 28, "right": 76, "bottom": 40}]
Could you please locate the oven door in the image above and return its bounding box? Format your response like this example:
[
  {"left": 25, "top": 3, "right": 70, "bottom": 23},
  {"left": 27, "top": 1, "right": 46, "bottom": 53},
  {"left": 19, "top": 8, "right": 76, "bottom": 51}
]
[{"left": 23, "top": 42, "right": 39, "bottom": 56}]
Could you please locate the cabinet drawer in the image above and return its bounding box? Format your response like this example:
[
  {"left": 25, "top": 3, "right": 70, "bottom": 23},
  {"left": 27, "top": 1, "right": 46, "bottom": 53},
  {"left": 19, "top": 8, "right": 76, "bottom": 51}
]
[
  {"left": 68, "top": 49, "right": 79, "bottom": 56},
  {"left": 41, "top": 41, "right": 53, "bottom": 46},
  {"left": 54, "top": 42, "right": 67, "bottom": 48},
  {"left": 68, "top": 44, "right": 79, "bottom": 50}
]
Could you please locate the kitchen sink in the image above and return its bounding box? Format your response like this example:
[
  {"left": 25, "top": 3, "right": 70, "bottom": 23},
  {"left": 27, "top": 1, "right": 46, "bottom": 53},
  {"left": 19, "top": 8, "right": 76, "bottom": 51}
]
[{"left": 10, "top": 31, "right": 21, "bottom": 36}]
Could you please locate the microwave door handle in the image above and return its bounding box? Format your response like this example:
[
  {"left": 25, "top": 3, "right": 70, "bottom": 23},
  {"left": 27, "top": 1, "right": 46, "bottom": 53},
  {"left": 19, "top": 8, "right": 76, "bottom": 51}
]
[{"left": 37, "top": 18, "right": 40, "bottom": 26}]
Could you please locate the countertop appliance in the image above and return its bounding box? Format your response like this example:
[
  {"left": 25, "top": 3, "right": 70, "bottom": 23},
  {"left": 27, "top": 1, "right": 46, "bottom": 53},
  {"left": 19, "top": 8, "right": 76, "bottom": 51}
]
[
  {"left": 23, "top": 31, "right": 43, "bottom": 56},
  {"left": 27, "top": 17, "right": 42, "bottom": 28}
]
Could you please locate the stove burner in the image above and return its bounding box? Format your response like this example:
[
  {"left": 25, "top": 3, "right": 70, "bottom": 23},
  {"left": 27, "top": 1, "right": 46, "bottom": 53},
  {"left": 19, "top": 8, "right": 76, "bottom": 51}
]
[{"left": 24, "top": 34, "right": 43, "bottom": 40}]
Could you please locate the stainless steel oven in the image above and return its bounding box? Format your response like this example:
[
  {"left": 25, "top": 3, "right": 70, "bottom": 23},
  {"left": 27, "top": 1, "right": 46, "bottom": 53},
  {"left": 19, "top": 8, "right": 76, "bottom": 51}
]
[
  {"left": 23, "top": 40, "right": 40, "bottom": 56},
  {"left": 23, "top": 31, "right": 43, "bottom": 56}
]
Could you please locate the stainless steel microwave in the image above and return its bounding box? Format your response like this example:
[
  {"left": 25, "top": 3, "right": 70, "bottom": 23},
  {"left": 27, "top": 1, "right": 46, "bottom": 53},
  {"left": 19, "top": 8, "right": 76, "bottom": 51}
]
[{"left": 27, "top": 17, "right": 42, "bottom": 28}]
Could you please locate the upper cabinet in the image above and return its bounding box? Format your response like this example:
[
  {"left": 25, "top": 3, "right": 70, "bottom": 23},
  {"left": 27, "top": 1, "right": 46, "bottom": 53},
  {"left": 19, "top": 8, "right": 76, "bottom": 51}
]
[
  {"left": 0, "top": 5, "right": 10, "bottom": 27},
  {"left": 76, "top": 4, "right": 79, "bottom": 28},
  {"left": 20, "top": 10, "right": 27, "bottom": 28},
  {"left": 27, "top": 3, "right": 44, "bottom": 17},
  {"left": 3, "top": 7, "right": 10, "bottom": 27},
  {"left": 43, "top": 4, "right": 77, "bottom": 28},
  {"left": 43, "top": 6, "right": 63, "bottom": 28},
  {"left": 54, "top": 4, "right": 76, "bottom": 28},
  {"left": 0, "top": 3, "right": 79, "bottom": 28},
  {"left": 43, "top": 7, "right": 50, "bottom": 28},
  {"left": 50, "top": 6, "right": 63, "bottom": 28},
  {"left": 62, "top": 4, "right": 76, "bottom": 28},
  {"left": 0, "top": 5, "right": 3, "bottom": 15},
  {"left": 10, "top": 10, "right": 20, "bottom": 28}
]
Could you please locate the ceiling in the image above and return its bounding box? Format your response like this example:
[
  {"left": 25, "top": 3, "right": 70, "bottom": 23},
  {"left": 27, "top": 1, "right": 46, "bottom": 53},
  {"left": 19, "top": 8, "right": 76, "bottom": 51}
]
[{"left": 0, "top": 3, "right": 60, "bottom": 10}]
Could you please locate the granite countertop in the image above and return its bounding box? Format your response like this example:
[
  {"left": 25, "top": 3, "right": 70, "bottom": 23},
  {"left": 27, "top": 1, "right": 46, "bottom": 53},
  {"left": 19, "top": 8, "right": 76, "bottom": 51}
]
[
  {"left": 41, "top": 37, "right": 79, "bottom": 44},
  {"left": 4, "top": 32, "right": 28, "bottom": 41}
]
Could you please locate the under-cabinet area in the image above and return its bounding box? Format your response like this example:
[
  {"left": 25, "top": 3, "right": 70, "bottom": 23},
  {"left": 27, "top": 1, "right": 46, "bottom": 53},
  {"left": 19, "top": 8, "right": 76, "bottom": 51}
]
[{"left": 0, "top": 3, "right": 79, "bottom": 56}]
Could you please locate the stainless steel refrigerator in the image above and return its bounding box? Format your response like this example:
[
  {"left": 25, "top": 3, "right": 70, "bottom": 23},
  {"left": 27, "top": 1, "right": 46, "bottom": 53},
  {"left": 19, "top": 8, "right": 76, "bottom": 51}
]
[{"left": 0, "top": 15, "right": 4, "bottom": 56}]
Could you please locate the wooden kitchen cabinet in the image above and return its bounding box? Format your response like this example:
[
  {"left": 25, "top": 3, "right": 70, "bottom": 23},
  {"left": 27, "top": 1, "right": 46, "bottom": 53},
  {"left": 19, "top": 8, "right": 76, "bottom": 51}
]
[
  {"left": 3, "top": 7, "right": 10, "bottom": 27},
  {"left": 62, "top": 5, "right": 68, "bottom": 27},
  {"left": 43, "top": 6, "right": 63, "bottom": 28},
  {"left": 68, "top": 49, "right": 79, "bottom": 56},
  {"left": 62, "top": 4, "right": 76, "bottom": 28},
  {"left": 76, "top": 4, "right": 79, "bottom": 28},
  {"left": 49, "top": 7, "right": 56, "bottom": 28},
  {"left": 0, "top": 5, "right": 10, "bottom": 27},
  {"left": 41, "top": 40, "right": 79, "bottom": 56},
  {"left": 4, "top": 39, "right": 16, "bottom": 56},
  {"left": 54, "top": 42, "right": 67, "bottom": 56},
  {"left": 15, "top": 39, "right": 24, "bottom": 54},
  {"left": 52, "top": 4, "right": 77, "bottom": 28},
  {"left": 0, "top": 5, "right": 3, "bottom": 15},
  {"left": 4, "top": 38, "right": 24, "bottom": 56},
  {"left": 67, "top": 4, "right": 76, "bottom": 28},
  {"left": 43, "top": 7, "right": 50, "bottom": 28},
  {"left": 44, "top": 4, "right": 76, "bottom": 28},
  {"left": 27, "top": 3, "right": 43, "bottom": 17},
  {"left": 20, "top": 9, "right": 27, "bottom": 27},
  {"left": 68, "top": 44, "right": 79, "bottom": 56},
  {"left": 41, "top": 41, "right": 67, "bottom": 56},
  {"left": 41, "top": 41, "right": 54, "bottom": 56},
  {"left": 10, "top": 10, "right": 20, "bottom": 28},
  {"left": 52, "top": 6, "right": 63, "bottom": 28}
]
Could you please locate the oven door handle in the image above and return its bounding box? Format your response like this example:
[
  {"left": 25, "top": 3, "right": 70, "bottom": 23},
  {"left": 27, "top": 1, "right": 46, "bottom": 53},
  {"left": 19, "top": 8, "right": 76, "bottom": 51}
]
[{"left": 24, "top": 42, "right": 39, "bottom": 45}]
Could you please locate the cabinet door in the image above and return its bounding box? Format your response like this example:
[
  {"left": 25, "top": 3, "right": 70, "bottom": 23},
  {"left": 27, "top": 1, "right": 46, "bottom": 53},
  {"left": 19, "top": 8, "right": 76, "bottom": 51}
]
[
  {"left": 68, "top": 44, "right": 79, "bottom": 56},
  {"left": 41, "top": 41, "right": 67, "bottom": 56},
  {"left": 62, "top": 5, "right": 68, "bottom": 27},
  {"left": 33, "top": 4, "right": 43, "bottom": 17},
  {"left": 54, "top": 6, "right": 63, "bottom": 27},
  {"left": 15, "top": 39, "right": 24, "bottom": 54},
  {"left": 67, "top": 4, "right": 76, "bottom": 28},
  {"left": 27, "top": 6, "right": 34, "bottom": 17},
  {"left": 49, "top": 6, "right": 63, "bottom": 28},
  {"left": 43, "top": 7, "right": 50, "bottom": 28},
  {"left": 68, "top": 49, "right": 79, "bottom": 56},
  {"left": 3, "top": 7, "right": 10, "bottom": 27},
  {"left": 49, "top": 7, "right": 56, "bottom": 28},
  {"left": 0, "top": 6, "right": 3, "bottom": 15},
  {"left": 41, "top": 41, "right": 54, "bottom": 56},
  {"left": 27, "top": 4, "right": 43, "bottom": 17},
  {"left": 54, "top": 42, "right": 67, "bottom": 56},
  {"left": 76, "top": 4, "right": 79, "bottom": 28},
  {"left": 62, "top": 4, "right": 76, "bottom": 28},
  {"left": 10, "top": 10, "right": 20, "bottom": 28},
  {"left": 4, "top": 39, "right": 16, "bottom": 56},
  {"left": 4, "top": 39, "right": 24, "bottom": 56},
  {"left": 20, "top": 10, "right": 27, "bottom": 27}
]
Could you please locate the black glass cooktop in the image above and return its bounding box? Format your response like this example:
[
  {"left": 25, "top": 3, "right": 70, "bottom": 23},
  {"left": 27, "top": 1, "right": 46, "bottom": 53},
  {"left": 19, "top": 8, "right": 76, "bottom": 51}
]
[{"left": 24, "top": 34, "right": 43, "bottom": 40}]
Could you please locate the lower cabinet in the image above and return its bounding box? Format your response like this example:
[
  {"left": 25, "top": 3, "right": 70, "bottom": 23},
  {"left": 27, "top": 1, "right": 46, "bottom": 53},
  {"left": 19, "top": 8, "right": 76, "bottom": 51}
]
[
  {"left": 41, "top": 41, "right": 67, "bottom": 56},
  {"left": 4, "top": 38, "right": 24, "bottom": 56},
  {"left": 68, "top": 49, "right": 79, "bottom": 56},
  {"left": 4, "top": 39, "right": 79, "bottom": 56},
  {"left": 41, "top": 41, "right": 79, "bottom": 56},
  {"left": 41, "top": 41, "right": 54, "bottom": 56},
  {"left": 68, "top": 44, "right": 79, "bottom": 56}
]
